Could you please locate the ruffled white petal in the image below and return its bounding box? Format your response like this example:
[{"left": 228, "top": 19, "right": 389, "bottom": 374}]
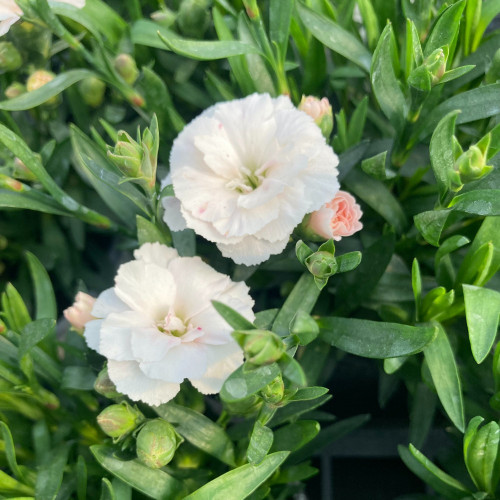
[
  {"left": 162, "top": 196, "right": 188, "bottom": 232},
  {"left": 83, "top": 319, "right": 103, "bottom": 351},
  {"left": 130, "top": 327, "right": 180, "bottom": 363},
  {"left": 133, "top": 241, "right": 179, "bottom": 268},
  {"left": 107, "top": 360, "right": 180, "bottom": 406},
  {"left": 92, "top": 288, "right": 128, "bottom": 318}
]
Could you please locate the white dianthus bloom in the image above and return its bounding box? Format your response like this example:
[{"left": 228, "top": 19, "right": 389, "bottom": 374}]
[
  {"left": 162, "top": 93, "right": 340, "bottom": 266},
  {"left": 84, "top": 242, "right": 254, "bottom": 406},
  {"left": 0, "top": 0, "right": 85, "bottom": 37}
]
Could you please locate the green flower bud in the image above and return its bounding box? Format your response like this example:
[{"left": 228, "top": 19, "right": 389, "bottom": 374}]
[
  {"left": 0, "top": 42, "right": 22, "bottom": 72},
  {"left": 26, "top": 70, "right": 59, "bottom": 107},
  {"left": 107, "top": 131, "right": 143, "bottom": 178},
  {"left": 233, "top": 330, "right": 285, "bottom": 365},
  {"left": 464, "top": 418, "right": 500, "bottom": 495},
  {"left": 94, "top": 366, "right": 120, "bottom": 399},
  {"left": 151, "top": 8, "right": 177, "bottom": 28},
  {"left": 224, "top": 394, "right": 262, "bottom": 416},
  {"left": 114, "top": 54, "right": 139, "bottom": 85},
  {"left": 424, "top": 47, "right": 447, "bottom": 85},
  {"left": 177, "top": 0, "right": 211, "bottom": 38},
  {"left": 5, "top": 82, "right": 26, "bottom": 99},
  {"left": 305, "top": 251, "right": 338, "bottom": 279},
  {"left": 454, "top": 145, "right": 493, "bottom": 185},
  {"left": 79, "top": 77, "right": 106, "bottom": 108},
  {"left": 260, "top": 374, "right": 284, "bottom": 404},
  {"left": 298, "top": 96, "right": 333, "bottom": 139},
  {"left": 136, "top": 419, "right": 183, "bottom": 469},
  {"left": 0, "top": 174, "right": 24, "bottom": 192},
  {"left": 97, "top": 402, "right": 144, "bottom": 441}
]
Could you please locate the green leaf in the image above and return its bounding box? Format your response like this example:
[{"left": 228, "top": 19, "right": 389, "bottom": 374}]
[
  {"left": 2, "top": 283, "right": 31, "bottom": 332},
  {"left": 76, "top": 456, "right": 87, "bottom": 500},
  {"left": 409, "top": 383, "right": 437, "bottom": 449},
  {"left": 0, "top": 470, "right": 34, "bottom": 496},
  {"left": 269, "top": 0, "right": 293, "bottom": 62},
  {"left": 424, "top": 0, "right": 465, "bottom": 57},
  {"left": 356, "top": 0, "right": 380, "bottom": 50},
  {"left": 473, "top": 0, "right": 500, "bottom": 51},
  {"left": 136, "top": 216, "right": 171, "bottom": 246},
  {"left": 184, "top": 451, "right": 289, "bottom": 500},
  {"left": 337, "top": 140, "right": 370, "bottom": 181},
  {"left": 19, "top": 319, "right": 55, "bottom": 359},
  {"left": 289, "top": 387, "right": 329, "bottom": 401},
  {"left": 343, "top": 168, "right": 407, "bottom": 233},
  {"left": 361, "top": 151, "right": 393, "bottom": 180},
  {"left": 25, "top": 252, "right": 56, "bottom": 321},
  {"left": 61, "top": 366, "right": 96, "bottom": 391},
  {"left": 0, "top": 190, "right": 70, "bottom": 217},
  {"left": 370, "top": 24, "right": 407, "bottom": 129},
  {"left": 414, "top": 209, "right": 451, "bottom": 246},
  {"left": 435, "top": 235, "right": 470, "bottom": 269},
  {"left": 429, "top": 111, "right": 460, "bottom": 201},
  {"left": 270, "top": 395, "right": 331, "bottom": 427},
  {"left": 0, "top": 422, "right": 24, "bottom": 482},
  {"left": 131, "top": 20, "right": 259, "bottom": 60},
  {"left": 171, "top": 228, "right": 196, "bottom": 257},
  {"left": 280, "top": 353, "right": 307, "bottom": 387},
  {"left": 272, "top": 421, "right": 320, "bottom": 453},
  {"left": 440, "top": 65, "right": 475, "bottom": 84},
  {"left": 335, "top": 251, "right": 362, "bottom": 273},
  {"left": 423, "top": 324, "right": 465, "bottom": 432},
  {"left": 0, "top": 70, "right": 95, "bottom": 111},
  {"left": 319, "top": 317, "right": 436, "bottom": 358},
  {"left": 155, "top": 402, "right": 236, "bottom": 467},
  {"left": 463, "top": 285, "right": 500, "bottom": 363},
  {"left": 296, "top": 2, "right": 372, "bottom": 72},
  {"left": 399, "top": 444, "right": 470, "bottom": 499},
  {"left": 412, "top": 258, "right": 422, "bottom": 319},
  {"left": 247, "top": 421, "right": 274, "bottom": 464},
  {"left": 100, "top": 479, "right": 116, "bottom": 500},
  {"left": 220, "top": 363, "right": 281, "bottom": 403},
  {"left": 35, "top": 443, "right": 71, "bottom": 500},
  {"left": 272, "top": 273, "right": 320, "bottom": 337},
  {"left": 90, "top": 445, "right": 187, "bottom": 500},
  {"left": 347, "top": 96, "right": 369, "bottom": 146},
  {"left": 212, "top": 300, "right": 255, "bottom": 331}
]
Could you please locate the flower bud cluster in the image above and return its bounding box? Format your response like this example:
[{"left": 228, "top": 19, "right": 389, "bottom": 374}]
[
  {"left": 408, "top": 46, "right": 448, "bottom": 92},
  {"left": 298, "top": 95, "right": 334, "bottom": 139}
]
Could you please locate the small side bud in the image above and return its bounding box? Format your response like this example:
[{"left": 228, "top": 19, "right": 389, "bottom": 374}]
[
  {"left": 260, "top": 374, "right": 284, "bottom": 404},
  {"left": 224, "top": 394, "right": 262, "bottom": 416},
  {"left": 114, "top": 54, "right": 139, "bottom": 85},
  {"left": 94, "top": 366, "right": 120, "bottom": 399},
  {"left": 5, "top": 82, "right": 26, "bottom": 99},
  {"left": 233, "top": 329, "right": 285, "bottom": 365},
  {"left": 136, "top": 419, "right": 183, "bottom": 468},
  {"left": 0, "top": 174, "right": 24, "bottom": 192},
  {"left": 26, "top": 70, "right": 59, "bottom": 107},
  {"left": 107, "top": 131, "right": 143, "bottom": 178},
  {"left": 97, "top": 402, "right": 144, "bottom": 441},
  {"left": 305, "top": 251, "right": 338, "bottom": 280},
  {"left": 79, "top": 77, "right": 106, "bottom": 108},
  {"left": 424, "top": 47, "right": 447, "bottom": 85},
  {"left": 0, "top": 42, "right": 22, "bottom": 72},
  {"left": 151, "top": 8, "right": 177, "bottom": 28},
  {"left": 177, "top": 0, "right": 211, "bottom": 38},
  {"left": 299, "top": 96, "right": 333, "bottom": 138}
]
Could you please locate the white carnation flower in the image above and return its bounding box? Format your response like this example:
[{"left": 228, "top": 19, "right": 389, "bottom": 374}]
[
  {"left": 162, "top": 93, "right": 340, "bottom": 266},
  {"left": 84, "top": 242, "right": 254, "bottom": 406},
  {"left": 0, "top": 0, "right": 85, "bottom": 37}
]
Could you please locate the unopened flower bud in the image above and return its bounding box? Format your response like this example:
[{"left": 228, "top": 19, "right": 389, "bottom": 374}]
[
  {"left": 26, "top": 70, "right": 59, "bottom": 107},
  {"left": 107, "top": 131, "right": 143, "bottom": 178},
  {"left": 97, "top": 402, "right": 144, "bottom": 440},
  {"left": 305, "top": 251, "right": 338, "bottom": 279},
  {"left": 299, "top": 96, "right": 333, "bottom": 138},
  {"left": 425, "top": 48, "right": 447, "bottom": 84},
  {"left": 224, "top": 394, "right": 262, "bottom": 416},
  {"left": 114, "top": 54, "right": 139, "bottom": 85},
  {"left": 5, "top": 82, "right": 25, "bottom": 99},
  {"left": 0, "top": 174, "right": 24, "bottom": 192},
  {"left": 94, "top": 366, "right": 120, "bottom": 399},
  {"left": 136, "top": 419, "right": 182, "bottom": 468},
  {"left": 0, "top": 319, "right": 6, "bottom": 335},
  {"left": 233, "top": 330, "right": 285, "bottom": 365},
  {"left": 63, "top": 292, "right": 95, "bottom": 332},
  {"left": 79, "top": 77, "right": 106, "bottom": 108},
  {"left": 151, "top": 8, "right": 177, "bottom": 28},
  {"left": 0, "top": 42, "right": 22, "bottom": 72},
  {"left": 260, "top": 374, "right": 284, "bottom": 404},
  {"left": 454, "top": 145, "right": 493, "bottom": 185},
  {"left": 177, "top": 0, "right": 211, "bottom": 38}
]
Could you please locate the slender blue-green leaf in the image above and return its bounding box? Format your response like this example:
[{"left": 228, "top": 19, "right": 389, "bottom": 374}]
[
  {"left": 271, "top": 395, "right": 332, "bottom": 427},
  {"left": 269, "top": 0, "right": 293, "bottom": 62},
  {"left": 19, "top": 319, "right": 55, "bottom": 359},
  {"left": 399, "top": 444, "right": 471, "bottom": 499},
  {"left": 100, "top": 478, "right": 116, "bottom": 500},
  {"left": 272, "top": 421, "right": 320, "bottom": 453},
  {"left": 184, "top": 452, "right": 289, "bottom": 500},
  {"left": 463, "top": 285, "right": 500, "bottom": 363},
  {"left": 0, "top": 70, "right": 95, "bottom": 111},
  {"left": 319, "top": 317, "right": 436, "bottom": 358},
  {"left": 131, "top": 20, "right": 260, "bottom": 59},
  {"left": 247, "top": 421, "right": 274, "bottom": 464},
  {"left": 473, "top": 0, "right": 500, "bottom": 50},
  {"left": 0, "top": 422, "right": 24, "bottom": 481},
  {"left": 25, "top": 252, "right": 56, "bottom": 321},
  {"left": 435, "top": 235, "right": 470, "bottom": 269},
  {"left": 90, "top": 445, "right": 187, "bottom": 499},
  {"left": 0, "top": 470, "right": 34, "bottom": 496},
  {"left": 212, "top": 300, "right": 255, "bottom": 331},
  {"left": 76, "top": 456, "right": 87, "bottom": 500},
  {"left": 423, "top": 324, "right": 465, "bottom": 432},
  {"left": 297, "top": 2, "right": 372, "bottom": 72},
  {"left": 221, "top": 363, "right": 281, "bottom": 402},
  {"left": 0, "top": 190, "right": 70, "bottom": 217},
  {"left": 136, "top": 216, "right": 171, "bottom": 246},
  {"left": 35, "top": 443, "right": 71, "bottom": 500},
  {"left": 2, "top": 283, "right": 31, "bottom": 332},
  {"left": 61, "top": 366, "right": 96, "bottom": 391},
  {"left": 424, "top": 0, "right": 465, "bottom": 56},
  {"left": 155, "top": 403, "right": 236, "bottom": 467},
  {"left": 429, "top": 111, "right": 460, "bottom": 200},
  {"left": 371, "top": 24, "right": 407, "bottom": 129},
  {"left": 409, "top": 383, "right": 437, "bottom": 449},
  {"left": 290, "top": 387, "right": 329, "bottom": 401}
]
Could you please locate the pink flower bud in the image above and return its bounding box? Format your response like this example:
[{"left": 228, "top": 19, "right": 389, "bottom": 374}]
[
  {"left": 307, "top": 191, "right": 363, "bottom": 241},
  {"left": 64, "top": 292, "right": 96, "bottom": 331},
  {"left": 298, "top": 96, "right": 333, "bottom": 138}
]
